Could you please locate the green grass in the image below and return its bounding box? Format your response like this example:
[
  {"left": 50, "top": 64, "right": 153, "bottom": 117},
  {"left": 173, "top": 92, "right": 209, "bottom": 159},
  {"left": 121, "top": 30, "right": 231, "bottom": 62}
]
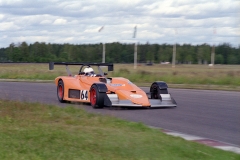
[
  {"left": 0, "top": 100, "right": 239, "bottom": 160},
  {"left": 112, "top": 64, "right": 240, "bottom": 86},
  {"left": 0, "top": 63, "right": 240, "bottom": 87}
]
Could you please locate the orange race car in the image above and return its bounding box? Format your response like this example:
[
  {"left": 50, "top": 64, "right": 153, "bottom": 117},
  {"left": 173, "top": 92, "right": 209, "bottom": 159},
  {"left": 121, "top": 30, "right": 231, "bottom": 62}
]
[{"left": 49, "top": 62, "right": 177, "bottom": 108}]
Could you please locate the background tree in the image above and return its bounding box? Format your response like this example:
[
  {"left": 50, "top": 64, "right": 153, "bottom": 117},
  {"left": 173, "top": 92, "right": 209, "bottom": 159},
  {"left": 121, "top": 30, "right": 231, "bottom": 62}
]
[{"left": 0, "top": 42, "right": 239, "bottom": 64}]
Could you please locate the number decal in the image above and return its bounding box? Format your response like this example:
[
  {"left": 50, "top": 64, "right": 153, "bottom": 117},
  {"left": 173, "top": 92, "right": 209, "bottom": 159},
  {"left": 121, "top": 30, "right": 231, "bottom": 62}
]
[
  {"left": 81, "top": 91, "right": 84, "bottom": 99},
  {"left": 85, "top": 91, "right": 88, "bottom": 100},
  {"left": 80, "top": 90, "right": 88, "bottom": 100}
]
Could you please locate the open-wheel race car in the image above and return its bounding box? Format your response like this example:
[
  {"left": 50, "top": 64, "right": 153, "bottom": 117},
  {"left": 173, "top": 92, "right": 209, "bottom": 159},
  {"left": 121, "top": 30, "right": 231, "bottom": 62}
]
[{"left": 49, "top": 62, "right": 177, "bottom": 108}]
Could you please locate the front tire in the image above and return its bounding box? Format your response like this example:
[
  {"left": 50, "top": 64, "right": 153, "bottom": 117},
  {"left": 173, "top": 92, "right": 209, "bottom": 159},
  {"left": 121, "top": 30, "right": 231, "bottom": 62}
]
[
  {"left": 57, "top": 80, "right": 66, "bottom": 103},
  {"left": 90, "top": 85, "right": 104, "bottom": 108},
  {"left": 150, "top": 82, "right": 169, "bottom": 99},
  {"left": 150, "top": 83, "right": 160, "bottom": 99}
]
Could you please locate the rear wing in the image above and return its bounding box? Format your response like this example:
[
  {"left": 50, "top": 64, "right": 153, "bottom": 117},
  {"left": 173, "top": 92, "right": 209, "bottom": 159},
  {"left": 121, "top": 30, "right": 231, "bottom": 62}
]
[{"left": 49, "top": 62, "right": 114, "bottom": 76}]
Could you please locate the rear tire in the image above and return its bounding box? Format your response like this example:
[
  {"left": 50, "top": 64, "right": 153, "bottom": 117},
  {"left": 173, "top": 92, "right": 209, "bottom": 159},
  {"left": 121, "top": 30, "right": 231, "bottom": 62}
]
[
  {"left": 90, "top": 85, "right": 104, "bottom": 108},
  {"left": 57, "top": 80, "right": 66, "bottom": 103}
]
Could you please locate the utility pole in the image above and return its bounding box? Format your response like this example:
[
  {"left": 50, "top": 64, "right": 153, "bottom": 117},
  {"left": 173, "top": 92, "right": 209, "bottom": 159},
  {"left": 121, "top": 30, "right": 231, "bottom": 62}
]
[
  {"left": 102, "top": 43, "right": 105, "bottom": 63},
  {"left": 133, "top": 25, "right": 137, "bottom": 69},
  {"left": 211, "top": 27, "right": 216, "bottom": 66},
  {"left": 172, "top": 43, "right": 176, "bottom": 68},
  {"left": 211, "top": 45, "right": 215, "bottom": 66},
  {"left": 172, "top": 28, "right": 177, "bottom": 68},
  {"left": 134, "top": 43, "right": 137, "bottom": 69},
  {"left": 98, "top": 26, "right": 105, "bottom": 63}
]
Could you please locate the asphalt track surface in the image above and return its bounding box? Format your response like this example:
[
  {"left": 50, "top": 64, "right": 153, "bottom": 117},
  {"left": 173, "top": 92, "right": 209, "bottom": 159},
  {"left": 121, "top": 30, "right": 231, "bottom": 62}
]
[{"left": 0, "top": 81, "right": 239, "bottom": 147}]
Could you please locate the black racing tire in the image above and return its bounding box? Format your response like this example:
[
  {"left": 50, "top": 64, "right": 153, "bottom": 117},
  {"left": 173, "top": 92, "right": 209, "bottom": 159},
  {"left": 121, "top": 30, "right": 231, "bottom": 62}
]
[
  {"left": 57, "top": 80, "right": 66, "bottom": 103},
  {"left": 90, "top": 85, "right": 104, "bottom": 108},
  {"left": 150, "top": 83, "right": 160, "bottom": 99}
]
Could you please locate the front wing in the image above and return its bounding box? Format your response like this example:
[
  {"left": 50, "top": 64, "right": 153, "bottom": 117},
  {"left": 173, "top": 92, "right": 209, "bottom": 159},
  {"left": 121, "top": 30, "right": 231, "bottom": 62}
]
[{"left": 106, "top": 94, "right": 177, "bottom": 108}]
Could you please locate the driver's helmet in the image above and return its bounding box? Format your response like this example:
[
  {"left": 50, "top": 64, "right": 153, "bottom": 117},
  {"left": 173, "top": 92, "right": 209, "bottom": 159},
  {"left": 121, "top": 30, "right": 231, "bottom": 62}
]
[{"left": 83, "top": 67, "right": 95, "bottom": 76}]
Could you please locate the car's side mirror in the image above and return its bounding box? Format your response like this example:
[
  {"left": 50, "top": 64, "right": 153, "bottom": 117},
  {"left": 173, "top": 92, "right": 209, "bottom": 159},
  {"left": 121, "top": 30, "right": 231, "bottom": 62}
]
[{"left": 104, "top": 72, "right": 108, "bottom": 76}]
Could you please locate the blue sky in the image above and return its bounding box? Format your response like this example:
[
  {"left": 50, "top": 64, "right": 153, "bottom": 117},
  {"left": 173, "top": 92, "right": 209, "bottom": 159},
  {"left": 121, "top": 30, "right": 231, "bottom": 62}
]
[{"left": 0, "top": 0, "right": 239, "bottom": 47}]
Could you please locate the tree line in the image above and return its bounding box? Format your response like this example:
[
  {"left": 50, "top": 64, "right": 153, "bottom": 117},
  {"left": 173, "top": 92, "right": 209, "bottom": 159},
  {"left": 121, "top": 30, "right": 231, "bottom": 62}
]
[{"left": 0, "top": 42, "right": 239, "bottom": 64}]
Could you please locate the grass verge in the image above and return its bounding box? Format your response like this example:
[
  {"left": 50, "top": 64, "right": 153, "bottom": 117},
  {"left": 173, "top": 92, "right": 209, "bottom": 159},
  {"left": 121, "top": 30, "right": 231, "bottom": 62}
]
[
  {"left": 1, "top": 63, "right": 240, "bottom": 91},
  {"left": 0, "top": 100, "right": 239, "bottom": 160},
  {"left": 0, "top": 63, "right": 240, "bottom": 85}
]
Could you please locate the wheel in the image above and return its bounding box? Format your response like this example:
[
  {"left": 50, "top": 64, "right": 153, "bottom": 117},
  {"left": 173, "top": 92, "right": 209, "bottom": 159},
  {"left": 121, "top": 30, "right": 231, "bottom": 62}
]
[
  {"left": 90, "top": 85, "right": 105, "bottom": 108},
  {"left": 57, "top": 80, "right": 66, "bottom": 103},
  {"left": 150, "top": 83, "right": 169, "bottom": 99},
  {"left": 150, "top": 83, "right": 160, "bottom": 99}
]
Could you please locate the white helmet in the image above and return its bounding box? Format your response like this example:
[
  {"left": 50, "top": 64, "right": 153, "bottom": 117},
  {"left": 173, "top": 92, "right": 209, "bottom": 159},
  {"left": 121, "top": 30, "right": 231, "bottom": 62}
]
[{"left": 83, "top": 67, "right": 94, "bottom": 76}]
